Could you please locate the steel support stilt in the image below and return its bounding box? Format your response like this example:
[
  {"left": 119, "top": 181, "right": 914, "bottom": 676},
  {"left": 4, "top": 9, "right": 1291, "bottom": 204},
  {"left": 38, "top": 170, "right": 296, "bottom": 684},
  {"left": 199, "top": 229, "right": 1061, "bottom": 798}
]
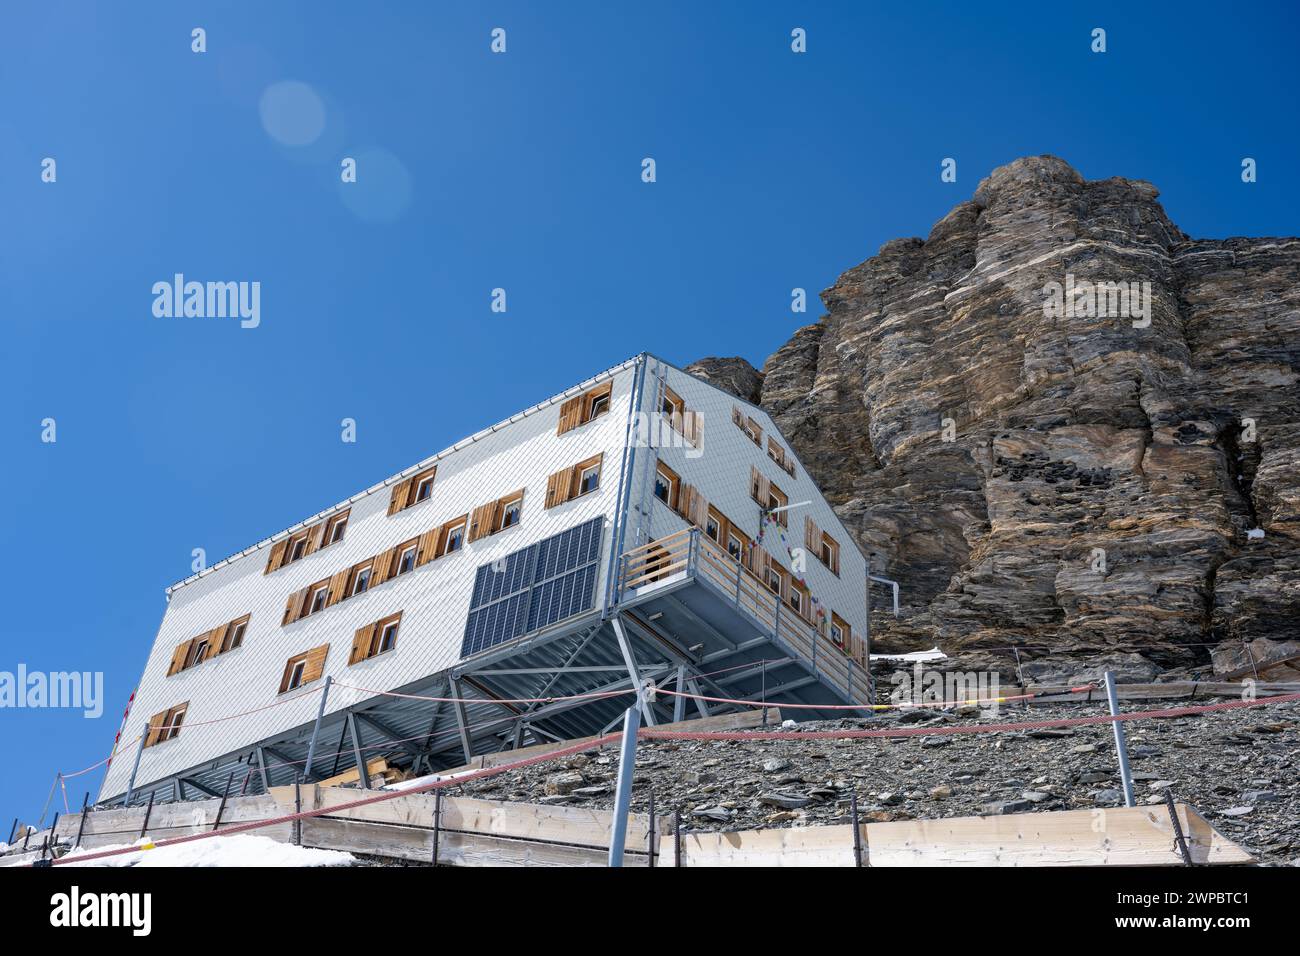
[{"left": 607, "top": 705, "right": 642, "bottom": 867}]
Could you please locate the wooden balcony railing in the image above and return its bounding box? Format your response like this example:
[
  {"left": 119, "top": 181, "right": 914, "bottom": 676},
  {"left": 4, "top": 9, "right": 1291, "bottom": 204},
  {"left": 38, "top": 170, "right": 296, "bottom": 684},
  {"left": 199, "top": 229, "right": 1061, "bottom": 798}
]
[{"left": 617, "top": 528, "right": 870, "bottom": 702}]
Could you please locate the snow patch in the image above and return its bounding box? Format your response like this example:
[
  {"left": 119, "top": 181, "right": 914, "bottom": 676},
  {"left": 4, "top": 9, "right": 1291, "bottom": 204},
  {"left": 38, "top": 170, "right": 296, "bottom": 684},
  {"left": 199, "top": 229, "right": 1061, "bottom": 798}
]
[{"left": 61, "top": 834, "right": 354, "bottom": 868}]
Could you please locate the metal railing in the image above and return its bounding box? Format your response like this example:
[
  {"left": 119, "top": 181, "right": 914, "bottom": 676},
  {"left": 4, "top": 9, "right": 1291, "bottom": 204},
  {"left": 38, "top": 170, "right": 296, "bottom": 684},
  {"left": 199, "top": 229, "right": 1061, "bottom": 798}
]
[{"left": 618, "top": 528, "right": 871, "bottom": 703}]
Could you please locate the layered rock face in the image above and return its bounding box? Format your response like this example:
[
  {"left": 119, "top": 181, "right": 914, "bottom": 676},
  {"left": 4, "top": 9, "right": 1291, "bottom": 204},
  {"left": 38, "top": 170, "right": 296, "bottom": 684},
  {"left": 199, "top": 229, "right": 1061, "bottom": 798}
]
[{"left": 691, "top": 156, "right": 1300, "bottom": 681}]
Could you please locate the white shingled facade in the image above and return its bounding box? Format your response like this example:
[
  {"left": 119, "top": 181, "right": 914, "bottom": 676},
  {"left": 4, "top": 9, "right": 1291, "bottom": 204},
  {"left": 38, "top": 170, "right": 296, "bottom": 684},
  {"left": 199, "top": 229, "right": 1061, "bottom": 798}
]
[{"left": 99, "top": 354, "right": 866, "bottom": 803}]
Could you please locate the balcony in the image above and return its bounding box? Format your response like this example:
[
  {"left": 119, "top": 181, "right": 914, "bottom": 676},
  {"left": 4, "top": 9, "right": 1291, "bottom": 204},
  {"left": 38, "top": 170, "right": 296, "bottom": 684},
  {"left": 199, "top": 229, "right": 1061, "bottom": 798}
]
[{"left": 616, "top": 527, "right": 872, "bottom": 708}]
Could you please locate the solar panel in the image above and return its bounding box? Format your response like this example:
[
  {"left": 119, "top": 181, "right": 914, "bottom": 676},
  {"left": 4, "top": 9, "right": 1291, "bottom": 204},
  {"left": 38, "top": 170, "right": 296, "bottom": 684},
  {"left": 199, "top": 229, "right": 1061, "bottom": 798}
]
[{"left": 461, "top": 517, "right": 604, "bottom": 658}]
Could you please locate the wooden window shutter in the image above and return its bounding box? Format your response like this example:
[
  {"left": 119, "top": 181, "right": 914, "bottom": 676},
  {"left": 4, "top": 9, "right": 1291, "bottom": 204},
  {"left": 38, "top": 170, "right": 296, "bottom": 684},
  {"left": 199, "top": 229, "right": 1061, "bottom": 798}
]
[
  {"left": 167, "top": 641, "right": 191, "bottom": 676},
  {"left": 751, "top": 547, "right": 772, "bottom": 581},
  {"left": 685, "top": 410, "right": 702, "bottom": 446},
  {"left": 556, "top": 395, "right": 584, "bottom": 435},
  {"left": 750, "top": 466, "right": 769, "bottom": 505},
  {"left": 302, "top": 645, "right": 329, "bottom": 684},
  {"left": 805, "top": 515, "right": 819, "bottom": 552},
  {"left": 468, "top": 501, "right": 496, "bottom": 542},
  {"left": 282, "top": 587, "right": 309, "bottom": 626},
  {"left": 545, "top": 468, "right": 569, "bottom": 509},
  {"left": 265, "top": 540, "right": 287, "bottom": 574},
  {"left": 732, "top": 406, "right": 744, "bottom": 427},
  {"left": 388, "top": 478, "right": 414, "bottom": 516},
  {"left": 417, "top": 525, "right": 442, "bottom": 566},
  {"left": 349, "top": 624, "right": 376, "bottom": 664},
  {"left": 202, "top": 627, "right": 225, "bottom": 661},
  {"left": 303, "top": 521, "right": 325, "bottom": 556},
  {"left": 144, "top": 709, "right": 168, "bottom": 747},
  {"left": 371, "top": 547, "right": 395, "bottom": 584},
  {"left": 326, "top": 569, "right": 350, "bottom": 607}
]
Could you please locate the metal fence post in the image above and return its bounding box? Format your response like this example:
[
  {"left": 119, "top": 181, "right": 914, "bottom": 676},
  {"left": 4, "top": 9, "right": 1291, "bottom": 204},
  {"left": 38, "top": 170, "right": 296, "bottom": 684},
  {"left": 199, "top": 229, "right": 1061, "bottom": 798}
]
[
  {"left": 851, "top": 791, "right": 863, "bottom": 868},
  {"left": 647, "top": 790, "right": 656, "bottom": 868},
  {"left": 212, "top": 771, "right": 234, "bottom": 831},
  {"left": 673, "top": 807, "right": 682, "bottom": 867},
  {"left": 1164, "top": 789, "right": 1193, "bottom": 866},
  {"left": 139, "top": 792, "right": 154, "bottom": 840},
  {"left": 607, "top": 705, "right": 642, "bottom": 867},
  {"left": 431, "top": 787, "right": 442, "bottom": 865},
  {"left": 1103, "top": 671, "right": 1136, "bottom": 807},
  {"left": 74, "top": 793, "right": 89, "bottom": 849}
]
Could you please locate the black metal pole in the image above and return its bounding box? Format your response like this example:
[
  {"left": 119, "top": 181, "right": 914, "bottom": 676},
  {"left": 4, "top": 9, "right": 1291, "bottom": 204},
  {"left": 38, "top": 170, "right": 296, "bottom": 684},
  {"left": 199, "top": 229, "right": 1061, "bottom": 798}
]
[
  {"left": 1165, "top": 790, "right": 1194, "bottom": 866},
  {"left": 294, "top": 777, "right": 302, "bottom": 846},
  {"left": 213, "top": 771, "right": 234, "bottom": 831},
  {"left": 850, "top": 791, "right": 863, "bottom": 868},
  {"left": 74, "top": 793, "right": 90, "bottom": 849},
  {"left": 431, "top": 788, "right": 442, "bottom": 865},
  {"left": 7, "top": 818, "right": 16, "bottom": 845},
  {"left": 673, "top": 808, "right": 682, "bottom": 867},
  {"left": 647, "top": 790, "right": 656, "bottom": 868},
  {"left": 48, "top": 812, "right": 60, "bottom": 855},
  {"left": 139, "top": 792, "right": 154, "bottom": 840}
]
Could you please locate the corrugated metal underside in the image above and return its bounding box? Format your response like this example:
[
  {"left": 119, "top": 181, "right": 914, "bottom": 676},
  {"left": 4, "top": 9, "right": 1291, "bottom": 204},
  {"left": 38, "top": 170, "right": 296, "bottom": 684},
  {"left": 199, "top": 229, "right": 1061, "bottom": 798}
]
[{"left": 108, "top": 577, "right": 863, "bottom": 808}]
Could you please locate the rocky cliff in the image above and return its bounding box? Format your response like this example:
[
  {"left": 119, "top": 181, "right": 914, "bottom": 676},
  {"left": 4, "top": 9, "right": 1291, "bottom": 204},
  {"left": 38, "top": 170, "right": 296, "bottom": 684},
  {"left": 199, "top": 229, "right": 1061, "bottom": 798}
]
[{"left": 690, "top": 155, "right": 1300, "bottom": 682}]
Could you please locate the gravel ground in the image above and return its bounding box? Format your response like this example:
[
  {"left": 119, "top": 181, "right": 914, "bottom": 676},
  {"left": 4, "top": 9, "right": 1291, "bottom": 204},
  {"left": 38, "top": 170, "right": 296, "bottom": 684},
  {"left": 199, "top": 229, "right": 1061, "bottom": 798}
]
[{"left": 449, "top": 698, "right": 1300, "bottom": 865}]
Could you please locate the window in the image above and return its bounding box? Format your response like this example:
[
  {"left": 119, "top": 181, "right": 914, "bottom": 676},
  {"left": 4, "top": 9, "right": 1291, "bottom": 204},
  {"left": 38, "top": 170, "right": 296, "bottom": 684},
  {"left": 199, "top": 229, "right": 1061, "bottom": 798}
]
[
  {"left": 767, "top": 438, "right": 796, "bottom": 478},
  {"left": 831, "top": 613, "right": 852, "bottom": 653},
  {"left": 766, "top": 568, "right": 782, "bottom": 594},
  {"left": 265, "top": 511, "right": 348, "bottom": 573},
  {"left": 557, "top": 382, "right": 613, "bottom": 435},
  {"left": 727, "top": 532, "right": 744, "bottom": 561},
  {"left": 222, "top": 617, "right": 248, "bottom": 652},
  {"left": 278, "top": 645, "right": 328, "bottom": 693},
  {"left": 470, "top": 490, "right": 527, "bottom": 542},
  {"left": 500, "top": 496, "right": 523, "bottom": 530},
  {"left": 821, "top": 533, "right": 841, "bottom": 576},
  {"left": 805, "top": 517, "right": 841, "bottom": 575},
  {"left": 324, "top": 511, "right": 349, "bottom": 545},
  {"left": 309, "top": 583, "right": 330, "bottom": 615},
  {"left": 654, "top": 462, "right": 680, "bottom": 509},
  {"left": 546, "top": 454, "right": 603, "bottom": 508},
  {"left": 788, "top": 580, "right": 810, "bottom": 618},
  {"left": 351, "top": 612, "right": 402, "bottom": 664},
  {"left": 395, "top": 542, "right": 418, "bottom": 576},
  {"left": 751, "top": 468, "right": 789, "bottom": 527},
  {"left": 441, "top": 519, "right": 467, "bottom": 556},
  {"left": 168, "top": 613, "right": 251, "bottom": 675},
  {"left": 144, "top": 702, "right": 189, "bottom": 748},
  {"left": 378, "top": 619, "right": 400, "bottom": 653},
  {"left": 705, "top": 513, "right": 721, "bottom": 542},
  {"left": 389, "top": 466, "right": 437, "bottom": 516},
  {"left": 662, "top": 386, "right": 684, "bottom": 419},
  {"left": 350, "top": 564, "right": 372, "bottom": 596},
  {"left": 732, "top": 406, "right": 762, "bottom": 446}
]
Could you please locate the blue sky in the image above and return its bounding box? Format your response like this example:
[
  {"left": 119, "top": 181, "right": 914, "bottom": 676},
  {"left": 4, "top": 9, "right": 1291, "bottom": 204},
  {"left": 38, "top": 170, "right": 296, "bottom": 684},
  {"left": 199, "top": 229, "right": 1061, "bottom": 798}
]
[{"left": 1, "top": 1, "right": 1296, "bottom": 823}]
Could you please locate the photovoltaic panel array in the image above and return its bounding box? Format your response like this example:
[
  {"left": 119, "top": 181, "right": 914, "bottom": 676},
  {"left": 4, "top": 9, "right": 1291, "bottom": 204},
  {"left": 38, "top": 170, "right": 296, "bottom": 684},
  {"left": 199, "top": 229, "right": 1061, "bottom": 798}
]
[{"left": 461, "top": 517, "right": 604, "bottom": 658}]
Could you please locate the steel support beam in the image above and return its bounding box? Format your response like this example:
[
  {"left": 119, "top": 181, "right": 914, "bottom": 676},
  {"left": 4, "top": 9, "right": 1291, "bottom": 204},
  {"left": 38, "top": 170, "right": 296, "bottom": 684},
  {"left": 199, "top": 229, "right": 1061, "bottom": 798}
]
[
  {"left": 347, "top": 713, "right": 371, "bottom": 790},
  {"left": 177, "top": 777, "right": 222, "bottom": 799},
  {"left": 612, "top": 615, "right": 655, "bottom": 725},
  {"left": 448, "top": 679, "right": 474, "bottom": 765}
]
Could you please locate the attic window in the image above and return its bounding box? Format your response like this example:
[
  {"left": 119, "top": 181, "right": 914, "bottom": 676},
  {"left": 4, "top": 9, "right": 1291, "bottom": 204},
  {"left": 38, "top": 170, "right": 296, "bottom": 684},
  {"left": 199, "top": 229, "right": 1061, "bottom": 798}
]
[
  {"left": 388, "top": 467, "right": 437, "bottom": 516},
  {"left": 144, "top": 702, "right": 189, "bottom": 747},
  {"left": 732, "top": 406, "right": 762, "bottom": 446},
  {"left": 558, "top": 382, "right": 613, "bottom": 435},
  {"left": 324, "top": 512, "right": 349, "bottom": 545},
  {"left": 288, "top": 534, "right": 309, "bottom": 564}
]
